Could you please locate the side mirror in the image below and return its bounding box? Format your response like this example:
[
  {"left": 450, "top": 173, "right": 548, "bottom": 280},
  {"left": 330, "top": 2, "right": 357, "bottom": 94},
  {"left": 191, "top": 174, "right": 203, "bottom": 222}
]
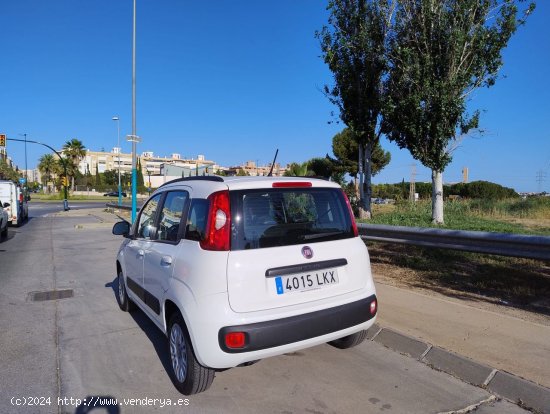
[
  {"left": 3, "top": 202, "right": 10, "bottom": 208},
  {"left": 112, "top": 220, "right": 131, "bottom": 238}
]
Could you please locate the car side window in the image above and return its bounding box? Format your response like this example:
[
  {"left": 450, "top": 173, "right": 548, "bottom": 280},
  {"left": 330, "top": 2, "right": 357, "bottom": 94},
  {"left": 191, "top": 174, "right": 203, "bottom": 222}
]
[
  {"left": 136, "top": 194, "right": 162, "bottom": 239},
  {"left": 157, "top": 191, "right": 189, "bottom": 242},
  {"left": 185, "top": 199, "right": 209, "bottom": 242}
]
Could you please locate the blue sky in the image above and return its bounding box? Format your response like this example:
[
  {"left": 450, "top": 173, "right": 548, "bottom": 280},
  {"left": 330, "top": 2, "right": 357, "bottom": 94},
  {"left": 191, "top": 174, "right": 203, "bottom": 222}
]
[{"left": 1, "top": 1, "right": 549, "bottom": 192}]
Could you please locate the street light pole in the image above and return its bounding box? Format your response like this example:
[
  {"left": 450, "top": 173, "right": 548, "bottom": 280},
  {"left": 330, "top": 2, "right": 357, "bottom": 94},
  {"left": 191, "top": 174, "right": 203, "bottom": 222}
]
[
  {"left": 131, "top": 0, "right": 138, "bottom": 223},
  {"left": 19, "top": 133, "right": 28, "bottom": 194},
  {"left": 112, "top": 116, "right": 122, "bottom": 206}
]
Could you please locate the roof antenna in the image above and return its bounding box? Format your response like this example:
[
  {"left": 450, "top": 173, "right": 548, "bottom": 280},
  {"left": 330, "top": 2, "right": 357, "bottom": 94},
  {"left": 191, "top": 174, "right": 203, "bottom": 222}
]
[{"left": 267, "top": 149, "right": 279, "bottom": 177}]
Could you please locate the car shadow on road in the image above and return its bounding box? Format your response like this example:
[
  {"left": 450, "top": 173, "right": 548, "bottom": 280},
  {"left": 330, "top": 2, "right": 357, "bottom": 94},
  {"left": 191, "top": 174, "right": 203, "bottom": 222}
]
[{"left": 106, "top": 278, "right": 175, "bottom": 387}]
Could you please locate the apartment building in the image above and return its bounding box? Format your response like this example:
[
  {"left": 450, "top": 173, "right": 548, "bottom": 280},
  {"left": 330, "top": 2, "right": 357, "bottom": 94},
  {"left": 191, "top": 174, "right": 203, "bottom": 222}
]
[{"left": 77, "top": 148, "right": 218, "bottom": 177}]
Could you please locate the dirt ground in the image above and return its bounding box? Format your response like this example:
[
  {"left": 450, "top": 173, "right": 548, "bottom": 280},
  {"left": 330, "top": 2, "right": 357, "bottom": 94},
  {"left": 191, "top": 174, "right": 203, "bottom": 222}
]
[{"left": 368, "top": 242, "right": 550, "bottom": 326}]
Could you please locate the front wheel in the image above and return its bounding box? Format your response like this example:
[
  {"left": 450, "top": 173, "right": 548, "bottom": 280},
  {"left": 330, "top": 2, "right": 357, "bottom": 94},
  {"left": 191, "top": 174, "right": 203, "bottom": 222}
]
[
  {"left": 168, "top": 312, "right": 215, "bottom": 395},
  {"left": 328, "top": 330, "right": 368, "bottom": 349},
  {"left": 117, "top": 270, "right": 136, "bottom": 312}
]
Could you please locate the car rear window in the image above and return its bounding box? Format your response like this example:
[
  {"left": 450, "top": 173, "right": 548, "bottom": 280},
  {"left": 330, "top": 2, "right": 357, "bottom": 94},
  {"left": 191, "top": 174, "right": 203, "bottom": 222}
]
[{"left": 230, "top": 188, "right": 355, "bottom": 250}]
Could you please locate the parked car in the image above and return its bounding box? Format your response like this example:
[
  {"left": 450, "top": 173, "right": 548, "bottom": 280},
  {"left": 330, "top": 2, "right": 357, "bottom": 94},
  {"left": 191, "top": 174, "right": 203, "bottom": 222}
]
[
  {"left": 104, "top": 191, "right": 127, "bottom": 197},
  {"left": 0, "top": 202, "right": 8, "bottom": 239},
  {"left": 0, "top": 180, "right": 29, "bottom": 226},
  {"left": 112, "top": 176, "right": 377, "bottom": 395}
]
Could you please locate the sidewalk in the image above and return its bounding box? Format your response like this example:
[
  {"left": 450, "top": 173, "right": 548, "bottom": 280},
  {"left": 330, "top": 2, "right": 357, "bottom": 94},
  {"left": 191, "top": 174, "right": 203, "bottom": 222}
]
[{"left": 375, "top": 282, "right": 550, "bottom": 389}]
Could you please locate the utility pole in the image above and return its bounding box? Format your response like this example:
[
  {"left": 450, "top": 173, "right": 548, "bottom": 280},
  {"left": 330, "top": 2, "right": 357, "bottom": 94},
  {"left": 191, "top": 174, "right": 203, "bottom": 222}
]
[
  {"left": 409, "top": 164, "right": 417, "bottom": 202},
  {"left": 536, "top": 170, "right": 547, "bottom": 193}
]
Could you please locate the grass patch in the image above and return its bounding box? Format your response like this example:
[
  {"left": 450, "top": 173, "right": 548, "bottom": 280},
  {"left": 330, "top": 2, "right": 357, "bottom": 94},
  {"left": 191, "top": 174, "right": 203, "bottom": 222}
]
[
  {"left": 365, "top": 198, "right": 550, "bottom": 235},
  {"left": 369, "top": 242, "right": 550, "bottom": 313}
]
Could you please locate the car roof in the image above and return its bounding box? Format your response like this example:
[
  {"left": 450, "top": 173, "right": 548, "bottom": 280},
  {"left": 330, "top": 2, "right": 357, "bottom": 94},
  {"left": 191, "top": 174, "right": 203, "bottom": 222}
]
[{"left": 154, "top": 175, "right": 341, "bottom": 198}]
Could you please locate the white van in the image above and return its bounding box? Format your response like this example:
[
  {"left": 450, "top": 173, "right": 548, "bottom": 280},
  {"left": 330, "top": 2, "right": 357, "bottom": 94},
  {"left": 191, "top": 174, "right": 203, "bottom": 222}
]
[{"left": 0, "top": 180, "right": 29, "bottom": 226}]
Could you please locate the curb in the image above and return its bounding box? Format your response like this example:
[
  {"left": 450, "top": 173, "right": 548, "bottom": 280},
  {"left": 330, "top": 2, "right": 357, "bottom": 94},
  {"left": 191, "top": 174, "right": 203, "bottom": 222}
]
[{"left": 367, "top": 324, "right": 550, "bottom": 414}]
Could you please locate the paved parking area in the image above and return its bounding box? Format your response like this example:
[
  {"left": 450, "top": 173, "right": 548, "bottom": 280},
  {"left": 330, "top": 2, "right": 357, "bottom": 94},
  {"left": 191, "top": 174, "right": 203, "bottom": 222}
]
[{"left": 0, "top": 207, "right": 548, "bottom": 413}]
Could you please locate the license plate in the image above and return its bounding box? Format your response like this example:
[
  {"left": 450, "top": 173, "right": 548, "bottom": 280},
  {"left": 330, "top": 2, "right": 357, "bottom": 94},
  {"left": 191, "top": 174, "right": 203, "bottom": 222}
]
[{"left": 275, "top": 269, "right": 339, "bottom": 295}]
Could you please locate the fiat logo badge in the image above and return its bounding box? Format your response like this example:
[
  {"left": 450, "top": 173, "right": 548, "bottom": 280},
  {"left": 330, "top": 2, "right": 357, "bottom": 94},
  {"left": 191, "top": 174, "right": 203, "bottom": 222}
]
[{"left": 302, "top": 246, "right": 314, "bottom": 259}]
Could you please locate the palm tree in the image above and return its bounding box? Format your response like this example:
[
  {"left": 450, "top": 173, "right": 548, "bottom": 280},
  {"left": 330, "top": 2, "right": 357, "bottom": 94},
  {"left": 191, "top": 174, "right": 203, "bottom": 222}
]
[
  {"left": 62, "top": 139, "right": 86, "bottom": 191},
  {"left": 38, "top": 154, "right": 56, "bottom": 193}
]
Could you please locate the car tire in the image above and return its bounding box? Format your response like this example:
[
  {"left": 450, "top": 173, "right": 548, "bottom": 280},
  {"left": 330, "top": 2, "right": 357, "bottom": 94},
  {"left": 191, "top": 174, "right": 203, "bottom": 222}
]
[
  {"left": 168, "top": 312, "right": 215, "bottom": 395},
  {"left": 117, "top": 270, "right": 136, "bottom": 312},
  {"left": 328, "top": 330, "right": 368, "bottom": 349},
  {"left": 1, "top": 223, "right": 6, "bottom": 238}
]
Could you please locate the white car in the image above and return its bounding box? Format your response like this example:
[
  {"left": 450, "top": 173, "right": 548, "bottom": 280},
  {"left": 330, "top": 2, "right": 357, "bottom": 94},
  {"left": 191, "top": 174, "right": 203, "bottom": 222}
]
[{"left": 112, "top": 176, "right": 377, "bottom": 394}]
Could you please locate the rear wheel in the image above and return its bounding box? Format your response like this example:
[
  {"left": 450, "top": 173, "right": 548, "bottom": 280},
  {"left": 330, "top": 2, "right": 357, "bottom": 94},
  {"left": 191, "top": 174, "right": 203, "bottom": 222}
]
[
  {"left": 168, "top": 312, "right": 215, "bottom": 395},
  {"left": 1, "top": 222, "right": 7, "bottom": 238},
  {"left": 117, "top": 270, "right": 136, "bottom": 312},
  {"left": 328, "top": 330, "right": 368, "bottom": 349}
]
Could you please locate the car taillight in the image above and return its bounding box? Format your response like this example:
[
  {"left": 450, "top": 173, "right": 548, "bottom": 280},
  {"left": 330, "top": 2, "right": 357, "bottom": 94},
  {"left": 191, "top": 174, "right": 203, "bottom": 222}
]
[
  {"left": 272, "top": 182, "right": 312, "bottom": 188},
  {"left": 200, "top": 190, "right": 231, "bottom": 251},
  {"left": 341, "top": 189, "right": 359, "bottom": 237},
  {"left": 370, "top": 299, "right": 377, "bottom": 315},
  {"left": 225, "top": 332, "right": 246, "bottom": 349}
]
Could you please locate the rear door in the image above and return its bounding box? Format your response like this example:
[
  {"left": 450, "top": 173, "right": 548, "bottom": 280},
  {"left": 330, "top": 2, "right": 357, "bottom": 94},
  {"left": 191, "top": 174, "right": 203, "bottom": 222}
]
[{"left": 226, "top": 186, "right": 369, "bottom": 313}]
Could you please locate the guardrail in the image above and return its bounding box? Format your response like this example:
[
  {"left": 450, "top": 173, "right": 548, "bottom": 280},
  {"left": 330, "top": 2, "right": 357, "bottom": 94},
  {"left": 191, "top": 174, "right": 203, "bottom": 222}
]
[
  {"left": 105, "top": 203, "right": 549, "bottom": 261},
  {"left": 358, "top": 223, "right": 550, "bottom": 261}
]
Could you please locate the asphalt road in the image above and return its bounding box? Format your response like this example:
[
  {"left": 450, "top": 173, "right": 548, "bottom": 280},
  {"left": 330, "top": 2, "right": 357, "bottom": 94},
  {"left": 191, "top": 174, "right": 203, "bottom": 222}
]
[{"left": 0, "top": 210, "right": 533, "bottom": 414}]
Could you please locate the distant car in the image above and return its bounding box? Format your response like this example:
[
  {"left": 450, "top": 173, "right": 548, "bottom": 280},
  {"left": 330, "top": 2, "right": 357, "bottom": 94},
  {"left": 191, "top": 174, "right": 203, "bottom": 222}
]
[{"left": 104, "top": 191, "right": 127, "bottom": 197}]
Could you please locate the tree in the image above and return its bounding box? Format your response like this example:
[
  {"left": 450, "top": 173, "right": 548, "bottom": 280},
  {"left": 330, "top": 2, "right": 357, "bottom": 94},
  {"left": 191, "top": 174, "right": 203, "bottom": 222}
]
[
  {"left": 95, "top": 164, "right": 102, "bottom": 186},
  {"left": 383, "top": 0, "right": 535, "bottom": 224},
  {"left": 37, "top": 154, "right": 57, "bottom": 192},
  {"left": 0, "top": 158, "right": 21, "bottom": 182},
  {"left": 137, "top": 158, "right": 145, "bottom": 192},
  {"left": 317, "top": 0, "right": 396, "bottom": 218},
  {"left": 329, "top": 128, "right": 391, "bottom": 179},
  {"left": 62, "top": 138, "right": 86, "bottom": 191},
  {"left": 284, "top": 162, "right": 314, "bottom": 177}
]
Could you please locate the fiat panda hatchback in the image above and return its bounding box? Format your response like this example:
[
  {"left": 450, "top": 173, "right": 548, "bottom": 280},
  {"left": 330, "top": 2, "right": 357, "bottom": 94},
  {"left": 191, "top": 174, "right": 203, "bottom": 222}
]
[{"left": 113, "top": 176, "right": 377, "bottom": 395}]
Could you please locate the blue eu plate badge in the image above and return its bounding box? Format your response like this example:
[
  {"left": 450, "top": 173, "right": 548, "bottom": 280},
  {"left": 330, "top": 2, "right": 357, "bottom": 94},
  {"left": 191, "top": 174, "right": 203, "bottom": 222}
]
[{"left": 275, "top": 277, "right": 284, "bottom": 295}]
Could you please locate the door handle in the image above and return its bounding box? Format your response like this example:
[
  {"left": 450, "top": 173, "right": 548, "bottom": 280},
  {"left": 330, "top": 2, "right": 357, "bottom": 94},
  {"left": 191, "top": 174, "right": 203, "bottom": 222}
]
[{"left": 161, "top": 256, "right": 173, "bottom": 266}]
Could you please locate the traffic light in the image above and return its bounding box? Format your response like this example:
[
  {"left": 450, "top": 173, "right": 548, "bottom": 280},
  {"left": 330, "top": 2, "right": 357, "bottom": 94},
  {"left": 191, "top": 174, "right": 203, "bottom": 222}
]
[
  {"left": 0, "top": 134, "right": 6, "bottom": 147},
  {"left": 62, "top": 176, "right": 68, "bottom": 186}
]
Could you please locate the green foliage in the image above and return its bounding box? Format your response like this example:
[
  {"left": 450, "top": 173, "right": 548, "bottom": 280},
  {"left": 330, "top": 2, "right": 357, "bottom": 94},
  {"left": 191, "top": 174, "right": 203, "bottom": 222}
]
[
  {"left": 62, "top": 138, "right": 86, "bottom": 190},
  {"left": 95, "top": 164, "right": 102, "bottom": 185},
  {"left": 236, "top": 169, "right": 250, "bottom": 176},
  {"left": 317, "top": 1, "right": 395, "bottom": 213},
  {"left": 383, "top": 0, "right": 535, "bottom": 173},
  {"left": 447, "top": 181, "right": 518, "bottom": 200},
  {"left": 329, "top": 128, "right": 391, "bottom": 178},
  {"left": 317, "top": 0, "right": 392, "bottom": 144},
  {"left": 372, "top": 180, "right": 517, "bottom": 201},
  {"left": 284, "top": 162, "right": 314, "bottom": 177},
  {"left": 368, "top": 199, "right": 549, "bottom": 235},
  {"left": 0, "top": 158, "right": 21, "bottom": 181}
]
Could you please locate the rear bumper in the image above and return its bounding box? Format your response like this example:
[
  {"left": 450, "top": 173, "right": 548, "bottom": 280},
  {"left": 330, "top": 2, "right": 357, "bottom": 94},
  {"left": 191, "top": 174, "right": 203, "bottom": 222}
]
[{"left": 218, "top": 294, "right": 377, "bottom": 353}]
